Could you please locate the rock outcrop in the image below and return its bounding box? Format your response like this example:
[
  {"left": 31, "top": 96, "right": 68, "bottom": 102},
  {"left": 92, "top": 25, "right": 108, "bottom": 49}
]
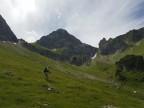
[
  {"left": 115, "top": 55, "right": 144, "bottom": 81},
  {"left": 99, "top": 28, "right": 144, "bottom": 55}
]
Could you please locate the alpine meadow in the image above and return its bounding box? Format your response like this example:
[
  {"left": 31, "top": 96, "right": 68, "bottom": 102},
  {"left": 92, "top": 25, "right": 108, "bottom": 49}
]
[{"left": 0, "top": 0, "right": 144, "bottom": 108}]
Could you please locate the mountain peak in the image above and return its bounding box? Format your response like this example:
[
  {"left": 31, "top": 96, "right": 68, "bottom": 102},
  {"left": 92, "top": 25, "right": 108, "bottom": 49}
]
[
  {"left": 36, "top": 29, "right": 82, "bottom": 49},
  {"left": 49, "top": 28, "right": 69, "bottom": 38},
  {"left": 0, "top": 15, "right": 3, "bottom": 19},
  {"left": 56, "top": 28, "right": 68, "bottom": 33},
  {"left": 35, "top": 29, "right": 97, "bottom": 65}
]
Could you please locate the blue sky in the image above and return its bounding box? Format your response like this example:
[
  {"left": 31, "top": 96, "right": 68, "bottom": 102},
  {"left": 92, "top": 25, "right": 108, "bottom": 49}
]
[{"left": 0, "top": 0, "right": 144, "bottom": 47}]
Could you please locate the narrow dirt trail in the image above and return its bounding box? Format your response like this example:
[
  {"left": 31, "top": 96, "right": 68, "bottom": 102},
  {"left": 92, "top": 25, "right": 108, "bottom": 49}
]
[{"left": 56, "top": 65, "right": 113, "bottom": 84}]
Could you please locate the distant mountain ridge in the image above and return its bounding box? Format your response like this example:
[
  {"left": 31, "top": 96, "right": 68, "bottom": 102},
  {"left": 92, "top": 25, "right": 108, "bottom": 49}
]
[
  {"left": 99, "top": 27, "right": 144, "bottom": 55},
  {"left": 0, "top": 15, "right": 18, "bottom": 42},
  {"left": 1, "top": 14, "right": 144, "bottom": 66}
]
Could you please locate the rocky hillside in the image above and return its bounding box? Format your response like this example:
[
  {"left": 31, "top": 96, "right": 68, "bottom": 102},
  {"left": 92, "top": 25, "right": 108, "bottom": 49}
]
[
  {"left": 35, "top": 29, "right": 97, "bottom": 65},
  {"left": 99, "top": 27, "right": 144, "bottom": 55},
  {"left": 0, "top": 15, "right": 18, "bottom": 42}
]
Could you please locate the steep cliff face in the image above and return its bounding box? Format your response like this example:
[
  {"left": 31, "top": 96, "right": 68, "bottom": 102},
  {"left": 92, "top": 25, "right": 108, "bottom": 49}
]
[
  {"left": 99, "top": 28, "right": 144, "bottom": 55},
  {"left": 99, "top": 37, "right": 128, "bottom": 55},
  {"left": 0, "top": 15, "right": 18, "bottom": 42}
]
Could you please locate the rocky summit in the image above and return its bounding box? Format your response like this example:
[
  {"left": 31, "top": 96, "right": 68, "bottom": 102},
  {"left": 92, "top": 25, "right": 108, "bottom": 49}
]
[
  {"left": 0, "top": 15, "right": 18, "bottom": 42},
  {"left": 99, "top": 27, "right": 144, "bottom": 55},
  {"left": 36, "top": 28, "right": 82, "bottom": 49}
]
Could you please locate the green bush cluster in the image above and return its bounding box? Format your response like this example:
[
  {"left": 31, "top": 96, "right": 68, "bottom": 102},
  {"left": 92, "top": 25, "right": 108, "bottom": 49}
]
[{"left": 115, "top": 55, "right": 144, "bottom": 81}]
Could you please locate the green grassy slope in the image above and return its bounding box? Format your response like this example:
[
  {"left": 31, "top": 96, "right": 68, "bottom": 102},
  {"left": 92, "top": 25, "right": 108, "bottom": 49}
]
[
  {"left": 0, "top": 42, "right": 144, "bottom": 108},
  {"left": 111, "top": 38, "right": 144, "bottom": 62},
  {"left": 31, "top": 43, "right": 67, "bottom": 55}
]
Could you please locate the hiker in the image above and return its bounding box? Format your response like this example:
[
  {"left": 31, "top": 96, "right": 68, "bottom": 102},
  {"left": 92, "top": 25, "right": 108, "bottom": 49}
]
[{"left": 44, "top": 66, "right": 50, "bottom": 81}]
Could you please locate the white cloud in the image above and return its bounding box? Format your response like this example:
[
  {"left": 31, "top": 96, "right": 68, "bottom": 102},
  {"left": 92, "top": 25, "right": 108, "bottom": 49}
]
[
  {"left": 24, "top": 30, "right": 39, "bottom": 42},
  {"left": 0, "top": 0, "right": 144, "bottom": 47}
]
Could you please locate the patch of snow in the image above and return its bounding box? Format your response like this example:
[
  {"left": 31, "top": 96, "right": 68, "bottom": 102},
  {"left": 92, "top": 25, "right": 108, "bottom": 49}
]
[
  {"left": 91, "top": 53, "right": 97, "bottom": 60},
  {"left": 52, "top": 49, "right": 57, "bottom": 51},
  {"left": 3, "top": 41, "right": 6, "bottom": 43},
  {"left": 14, "top": 43, "right": 17, "bottom": 45}
]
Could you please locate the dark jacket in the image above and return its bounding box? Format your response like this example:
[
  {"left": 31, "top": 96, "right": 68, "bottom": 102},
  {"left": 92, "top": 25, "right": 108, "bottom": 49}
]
[{"left": 44, "top": 67, "right": 49, "bottom": 73}]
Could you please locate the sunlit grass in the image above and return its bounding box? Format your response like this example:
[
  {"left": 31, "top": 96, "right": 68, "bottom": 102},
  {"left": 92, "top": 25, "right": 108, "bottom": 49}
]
[{"left": 0, "top": 42, "right": 144, "bottom": 108}]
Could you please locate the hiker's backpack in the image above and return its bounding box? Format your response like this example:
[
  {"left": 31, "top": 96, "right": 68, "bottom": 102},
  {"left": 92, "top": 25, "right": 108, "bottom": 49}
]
[{"left": 44, "top": 67, "right": 49, "bottom": 73}]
